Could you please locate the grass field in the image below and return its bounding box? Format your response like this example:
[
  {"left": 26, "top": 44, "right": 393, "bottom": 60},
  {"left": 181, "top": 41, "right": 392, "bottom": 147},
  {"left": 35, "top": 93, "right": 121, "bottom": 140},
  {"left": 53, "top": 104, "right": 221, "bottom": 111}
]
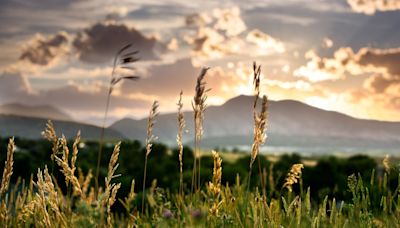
[{"left": 0, "top": 63, "right": 399, "bottom": 227}]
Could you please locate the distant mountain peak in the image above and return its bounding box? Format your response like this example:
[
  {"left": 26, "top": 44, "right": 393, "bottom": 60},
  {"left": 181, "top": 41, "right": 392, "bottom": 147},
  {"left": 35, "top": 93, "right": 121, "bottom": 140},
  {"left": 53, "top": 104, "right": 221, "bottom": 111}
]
[{"left": 110, "top": 95, "right": 400, "bottom": 153}]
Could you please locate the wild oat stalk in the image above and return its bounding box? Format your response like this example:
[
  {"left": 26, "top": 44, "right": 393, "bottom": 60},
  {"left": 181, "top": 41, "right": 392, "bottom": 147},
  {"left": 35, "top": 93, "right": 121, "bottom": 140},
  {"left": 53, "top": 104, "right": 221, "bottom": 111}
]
[
  {"left": 248, "top": 62, "right": 268, "bottom": 192},
  {"left": 0, "top": 137, "right": 15, "bottom": 196},
  {"left": 177, "top": 91, "right": 185, "bottom": 195},
  {"left": 119, "top": 179, "right": 136, "bottom": 227},
  {"left": 208, "top": 150, "right": 222, "bottom": 216},
  {"left": 54, "top": 133, "right": 82, "bottom": 196},
  {"left": 42, "top": 120, "right": 59, "bottom": 174},
  {"left": 96, "top": 44, "right": 140, "bottom": 193},
  {"left": 142, "top": 101, "right": 159, "bottom": 213},
  {"left": 78, "top": 168, "right": 93, "bottom": 200},
  {"left": 283, "top": 164, "right": 304, "bottom": 192},
  {"left": 35, "top": 166, "right": 66, "bottom": 226},
  {"left": 192, "top": 67, "right": 210, "bottom": 192},
  {"left": 383, "top": 154, "right": 390, "bottom": 174},
  {"left": 99, "top": 141, "right": 122, "bottom": 226}
]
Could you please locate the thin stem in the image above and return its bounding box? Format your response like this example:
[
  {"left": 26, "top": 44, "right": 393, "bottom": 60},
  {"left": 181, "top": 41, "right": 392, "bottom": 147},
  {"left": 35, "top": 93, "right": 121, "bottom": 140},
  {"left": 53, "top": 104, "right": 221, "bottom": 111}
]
[
  {"left": 191, "top": 147, "right": 197, "bottom": 194},
  {"left": 257, "top": 156, "right": 266, "bottom": 196},
  {"left": 247, "top": 164, "right": 253, "bottom": 195},
  {"left": 179, "top": 167, "right": 183, "bottom": 196},
  {"left": 141, "top": 155, "right": 148, "bottom": 214},
  {"left": 197, "top": 140, "right": 201, "bottom": 190},
  {"left": 95, "top": 86, "right": 112, "bottom": 194}
]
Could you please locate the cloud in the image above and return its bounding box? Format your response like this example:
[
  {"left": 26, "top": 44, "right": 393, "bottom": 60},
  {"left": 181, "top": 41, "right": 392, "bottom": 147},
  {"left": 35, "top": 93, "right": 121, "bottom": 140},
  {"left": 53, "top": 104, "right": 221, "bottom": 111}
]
[
  {"left": 347, "top": 0, "right": 400, "bottom": 15},
  {"left": 294, "top": 47, "right": 400, "bottom": 82},
  {"left": 73, "top": 22, "right": 160, "bottom": 64},
  {"left": 119, "top": 58, "right": 326, "bottom": 113},
  {"left": 185, "top": 12, "right": 212, "bottom": 27},
  {"left": 184, "top": 7, "right": 285, "bottom": 61},
  {"left": 292, "top": 45, "right": 400, "bottom": 120},
  {"left": 356, "top": 48, "right": 400, "bottom": 76},
  {"left": 246, "top": 29, "right": 285, "bottom": 54},
  {"left": 322, "top": 37, "right": 333, "bottom": 49},
  {"left": 212, "top": 7, "right": 246, "bottom": 37},
  {"left": 104, "top": 6, "right": 129, "bottom": 21},
  {"left": 19, "top": 31, "right": 70, "bottom": 66}
]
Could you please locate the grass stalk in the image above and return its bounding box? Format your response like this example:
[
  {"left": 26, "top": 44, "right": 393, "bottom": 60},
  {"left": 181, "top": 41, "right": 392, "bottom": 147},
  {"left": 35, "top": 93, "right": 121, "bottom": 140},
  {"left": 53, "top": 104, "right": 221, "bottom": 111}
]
[{"left": 95, "top": 44, "right": 140, "bottom": 194}]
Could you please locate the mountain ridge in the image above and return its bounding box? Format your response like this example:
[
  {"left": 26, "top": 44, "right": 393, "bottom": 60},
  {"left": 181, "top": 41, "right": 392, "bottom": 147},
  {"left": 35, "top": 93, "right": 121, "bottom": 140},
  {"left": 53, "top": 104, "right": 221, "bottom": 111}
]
[
  {"left": 0, "top": 103, "right": 72, "bottom": 121},
  {"left": 110, "top": 95, "right": 400, "bottom": 152},
  {"left": 0, "top": 114, "right": 124, "bottom": 140}
]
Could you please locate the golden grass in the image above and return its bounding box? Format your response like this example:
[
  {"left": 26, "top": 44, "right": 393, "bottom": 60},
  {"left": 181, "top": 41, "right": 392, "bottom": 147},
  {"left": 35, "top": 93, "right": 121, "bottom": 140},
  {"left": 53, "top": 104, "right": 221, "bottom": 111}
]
[
  {"left": 176, "top": 91, "right": 185, "bottom": 195},
  {"left": 142, "top": 100, "right": 159, "bottom": 213},
  {"left": 0, "top": 137, "right": 15, "bottom": 196}
]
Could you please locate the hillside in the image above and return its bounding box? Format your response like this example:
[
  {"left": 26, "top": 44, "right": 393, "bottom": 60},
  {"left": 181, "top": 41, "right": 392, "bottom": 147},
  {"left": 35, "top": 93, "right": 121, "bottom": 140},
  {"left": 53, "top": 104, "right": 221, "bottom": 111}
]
[
  {"left": 0, "top": 114, "right": 124, "bottom": 140},
  {"left": 0, "top": 103, "right": 72, "bottom": 121},
  {"left": 111, "top": 95, "right": 400, "bottom": 153}
]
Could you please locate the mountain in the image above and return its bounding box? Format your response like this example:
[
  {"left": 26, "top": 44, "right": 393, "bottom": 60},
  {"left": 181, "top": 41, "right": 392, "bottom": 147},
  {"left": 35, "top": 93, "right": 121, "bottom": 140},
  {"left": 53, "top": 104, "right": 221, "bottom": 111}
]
[
  {"left": 0, "top": 114, "right": 124, "bottom": 140},
  {"left": 0, "top": 103, "right": 72, "bottom": 121},
  {"left": 111, "top": 95, "right": 400, "bottom": 153}
]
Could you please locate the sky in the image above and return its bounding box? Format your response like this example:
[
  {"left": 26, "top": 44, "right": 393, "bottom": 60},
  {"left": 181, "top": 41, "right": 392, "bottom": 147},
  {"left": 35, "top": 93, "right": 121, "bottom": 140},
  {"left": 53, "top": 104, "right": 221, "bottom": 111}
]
[{"left": 0, "top": 0, "right": 400, "bottom": 125}]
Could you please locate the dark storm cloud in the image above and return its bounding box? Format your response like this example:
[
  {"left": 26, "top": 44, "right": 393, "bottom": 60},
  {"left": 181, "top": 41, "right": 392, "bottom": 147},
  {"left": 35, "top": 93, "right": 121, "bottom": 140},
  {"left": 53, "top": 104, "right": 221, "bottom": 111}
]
[{"left": 73, "top": 22, "right": 160, "bottom": 64}]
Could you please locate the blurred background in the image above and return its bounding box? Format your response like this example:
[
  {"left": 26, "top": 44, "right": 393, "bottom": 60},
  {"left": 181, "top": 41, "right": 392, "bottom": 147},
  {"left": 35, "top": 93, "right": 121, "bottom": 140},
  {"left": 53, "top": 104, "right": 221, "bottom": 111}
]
[{"left": 0, "top": 0, "right": 399, "bottom": 154}]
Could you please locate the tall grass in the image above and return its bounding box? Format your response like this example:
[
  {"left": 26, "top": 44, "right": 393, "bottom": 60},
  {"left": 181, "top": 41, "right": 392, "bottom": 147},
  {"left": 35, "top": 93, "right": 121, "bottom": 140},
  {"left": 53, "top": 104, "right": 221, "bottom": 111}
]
[
  {"left": 95, "top": 44, "right": 140, "bottom": 193},
  {"left": 0, "top": 63, "right": 399, "bottom": 227},
  {"left": 191, "top": 67, "right": 210, "bottom": 193},
  {"left": 248, "top": 62, "right": 268, "bottom": 194},
  {"left": 141, "top": 100, "right": 159, "bottom": 213},
  {"left": 176, "top": 91, "right": 185, "bottom": 196}
]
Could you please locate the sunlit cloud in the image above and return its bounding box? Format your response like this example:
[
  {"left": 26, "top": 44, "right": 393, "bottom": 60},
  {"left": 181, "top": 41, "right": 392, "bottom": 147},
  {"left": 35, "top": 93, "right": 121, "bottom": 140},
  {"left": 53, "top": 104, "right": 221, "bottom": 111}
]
[
  {"left": 294, "top": 47, "right": 400, "bottom": 82},
  {"left": 347, "top": 0, "right": 400, "bottom": 15},
  {"left": 246, "top": 29, "right": 285, "bottom": 54},
  {"left": 322, "top": 37, "right": 333, "bottom": 49},
  {"left": 19, "top": 31, "right": 70, "bottom": 66},
  {"left": 212, "top": 7, "right": 246, "bottom": 37},
  {"left": 183, "top": 7, "right": 285, "bottom": 61}
]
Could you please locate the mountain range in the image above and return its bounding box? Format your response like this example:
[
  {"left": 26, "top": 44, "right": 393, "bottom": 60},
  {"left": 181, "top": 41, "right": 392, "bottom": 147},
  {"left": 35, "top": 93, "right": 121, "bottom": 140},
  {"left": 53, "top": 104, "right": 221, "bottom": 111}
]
[
  {"left": 111, "top": 95, "right": 400, "bottom": 154},
  {"left": 1, "top": 95, "right": 399, "bottom": 154}
]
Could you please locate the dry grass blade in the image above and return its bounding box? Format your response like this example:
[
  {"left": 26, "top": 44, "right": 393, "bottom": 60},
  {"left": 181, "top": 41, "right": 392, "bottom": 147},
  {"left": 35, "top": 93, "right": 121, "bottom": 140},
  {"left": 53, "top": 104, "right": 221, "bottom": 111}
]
[
  {"left": 96, "top": 44, "right": 141, "bottom": 193},
  {"left": 54, "top": 135, "right": 82, "bottom": 196},
  {"left": 106, "top": 142, "right": 122, "bottom": 187},
  {"left": 142, "top": 101, "right": 159, "bottom": 213},
  {"left": 177, "top": 91, "right": 185, "bottom": 194},
  {"left": 0, "top": 137, "right": 15, "bottom": 196},
  {"left": 208, "top": 151, "right": 222, "bottom": 197},
  {"left": 382, "top": 154, "right": 390, "bottom": 174},
  {"left": 146, "top": 101, "right": 159, "bottom": 156},
  {"left": 252, "top": 61, "right": 261, "bottom": 110},
  {"left": 42, "top": 120, "right": 58, "bottom": 161},
  {"left": 283, "top": 164, "right": 304, "bottom": 192},
  {"left": 107, "top": 183, "right": 121, "bottom": 226},
  {"left": 250, "top": 95, "right": 268, "bottom": 168},
  {"left": 208, "top": 150, "right": 222, "bottom": 216},
  {"left": 193, "top": 67, "right": 210, "bottom": 143},
  {"left": 192, "top": 67, "right": 210, "bottom": 192}
]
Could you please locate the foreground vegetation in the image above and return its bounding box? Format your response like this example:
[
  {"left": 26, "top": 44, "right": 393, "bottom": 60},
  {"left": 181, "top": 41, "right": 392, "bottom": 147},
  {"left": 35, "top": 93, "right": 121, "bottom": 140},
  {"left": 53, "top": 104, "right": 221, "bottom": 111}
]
[
  {"left": 0, "top": 131, "right": 399, "bottom": 227},
  {"left": 1, "top": 61, "right": 399, "bottom": 227}
]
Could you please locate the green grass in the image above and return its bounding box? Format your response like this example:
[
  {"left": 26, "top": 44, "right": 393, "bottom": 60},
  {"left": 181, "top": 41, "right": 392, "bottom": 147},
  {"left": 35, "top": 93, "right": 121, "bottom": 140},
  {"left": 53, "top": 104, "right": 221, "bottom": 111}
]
[{"left": 0, "top": 133, "right": 399, "bottom": 227}]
